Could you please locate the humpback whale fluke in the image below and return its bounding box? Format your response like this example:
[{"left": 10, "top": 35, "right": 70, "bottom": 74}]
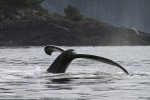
[
  {"left": 44, "top": 45, "right": 64, "bottom": 55},
  {"left": 75, "top": 54, "right": 129, "bottom": 74},
  {"left": 44, "top": 46, "right": 129, "bottom": 75}
]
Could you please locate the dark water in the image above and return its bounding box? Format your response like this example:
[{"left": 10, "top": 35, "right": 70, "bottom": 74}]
[{"left": 0, "top": 46, "right": 150, "bottom": 99}]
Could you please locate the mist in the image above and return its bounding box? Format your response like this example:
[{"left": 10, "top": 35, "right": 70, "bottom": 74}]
[{"left": 42, "top": 0, "right": 150, "bottom": 33}]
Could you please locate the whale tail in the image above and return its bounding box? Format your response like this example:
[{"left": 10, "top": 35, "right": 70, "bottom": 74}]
[
  {"left": 44, "top": 45, "right": 64, "bottom": 55},
  {"left": 75, "top": 54, "right": 129, "bottom": 75}
]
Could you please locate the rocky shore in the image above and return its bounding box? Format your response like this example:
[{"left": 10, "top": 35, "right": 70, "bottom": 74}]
[{"left": 0, "top": 2, "right": 150, "bottom": 46}]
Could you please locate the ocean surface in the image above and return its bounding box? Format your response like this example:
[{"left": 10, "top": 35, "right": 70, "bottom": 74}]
[{"left": 0, "top": 46, "right": 150, "bottom": 100}]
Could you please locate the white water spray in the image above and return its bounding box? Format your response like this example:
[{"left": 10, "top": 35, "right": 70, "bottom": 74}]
[{"left": 132, "top": 27, "right": 140, "bottom": 36}]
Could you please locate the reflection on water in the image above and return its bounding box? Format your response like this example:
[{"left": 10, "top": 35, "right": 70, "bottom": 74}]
[{"left": 0, "top": 46, "right": 150, "bottom": 99}]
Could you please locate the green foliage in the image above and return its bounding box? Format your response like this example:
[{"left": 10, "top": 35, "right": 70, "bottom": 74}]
[
  {"left": 64, "top": 5, "right": 83, "bottom": 22},
  {"left": 0, "top": 0, "right": 45, "bottom": 19},
  {"left": 0, "top": 0, "right": 44, "bottom": 11}
]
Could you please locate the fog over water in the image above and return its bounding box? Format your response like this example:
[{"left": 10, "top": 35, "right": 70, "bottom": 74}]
[{"left": 42, "top": 0, "right": 150, "bottom": 32}]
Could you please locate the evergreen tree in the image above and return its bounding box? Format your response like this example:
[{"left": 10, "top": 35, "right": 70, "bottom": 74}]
[
  {"left": 0, "top": 0, "right": 44, "bottom": 11},
  {"left": 0, "top": 0, "right": 45, "bottom": 18},
  {"left": 64, "top": 5, "right": 83, "bottom": 21}
]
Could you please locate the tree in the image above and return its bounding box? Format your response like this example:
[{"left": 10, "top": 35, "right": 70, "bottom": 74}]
[
  {"left": 0, "top": 0, "right": 44, "bottom": 11},
  {"left": 64, "top": 5, "right": 83, "bottom": 22},
  {"left": 0, "top": 0, "right": 45, "bottom": 18}
]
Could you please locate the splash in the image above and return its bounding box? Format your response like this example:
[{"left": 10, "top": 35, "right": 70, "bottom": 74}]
[{"left": 132, "top": 27, "right": 140, "bottom": 36}]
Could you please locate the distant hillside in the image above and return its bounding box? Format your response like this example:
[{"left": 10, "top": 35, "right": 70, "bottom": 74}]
[
  {"left": 0, "top": 0, "right": 150, "bottom": 46},
  {"left": 42, "top": 0, "right": 150, "bottom": 32}
]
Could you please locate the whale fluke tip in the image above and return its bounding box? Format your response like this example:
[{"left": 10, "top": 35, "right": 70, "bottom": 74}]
[{"left": 44, "top": 45, "right": 65, "bottom": 55}]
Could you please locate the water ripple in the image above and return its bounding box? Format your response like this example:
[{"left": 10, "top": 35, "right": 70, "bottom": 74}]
[{"left": 0, "top": 46, "right": 150, "bottom": 99}]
